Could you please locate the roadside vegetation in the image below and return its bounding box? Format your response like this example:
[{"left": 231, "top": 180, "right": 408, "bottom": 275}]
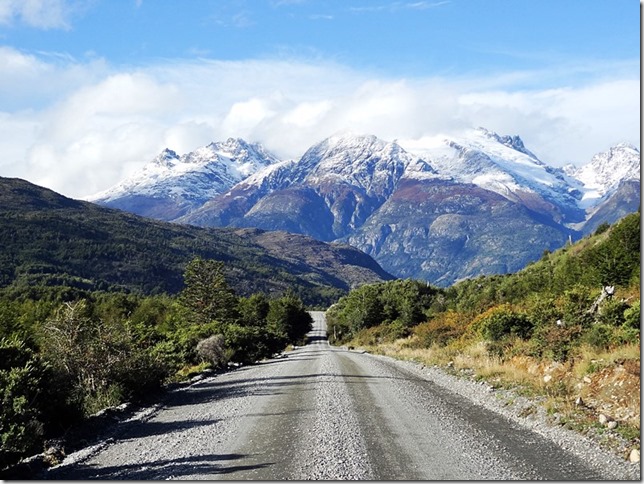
[
  {"left": 328, "top": 212, "right": 640, "bottom": 455},
  {"left": 0, "top": 257, "right": 312, "bottom": 472}
]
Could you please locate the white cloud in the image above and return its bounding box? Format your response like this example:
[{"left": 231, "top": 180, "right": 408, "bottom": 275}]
[
  {"left": 223, "top": 98, "right": 276, "bottom": 134},
  {"left": 0, "top": 46, "right": 108, "bottom": 109},
  {"left": 0, "top": 0, "right": 75, "bottom": 29},
  {"left": 458, "top": 78, "right": 641, "bottom": 163},
  {"left": 283, "top": 100, "right": 333, "bottom": 127},
  {"left": 0, "top": 50, "right": 638, "bottom": 199}
]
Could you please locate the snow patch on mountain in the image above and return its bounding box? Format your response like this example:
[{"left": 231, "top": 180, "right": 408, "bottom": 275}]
[{"left": 302, "top": 133, "right": 415, "bottom": 194}]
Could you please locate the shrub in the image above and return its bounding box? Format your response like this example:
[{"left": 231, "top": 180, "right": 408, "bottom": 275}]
[
  {"left": 598, "top": 299, "right": 630, "bottom": 327},
  {"left": 412, "top": 310, "right": 466, "bottom": 348},
  {"left": 351, "top": 326, "right": 387, "bottom": 347},
  {"left": 0, "top": 337, "right": 47, "bottom": 470},
  {"left": 557, "top": 286, "right": 596, "bottom": 327},
  {"left": 583, "top": 323, "right": 616, "bottom": 350},
  {"left": 529, "top": 323, "right": 583, "bottom": 362},
  {"left": 196, "top": 334, "right": 230, "bottom": 368},
  {"left": 616, "top": 327, "right": 640, "bottom": 345},
  {"left": 475, "top": 305, "right": 533, "bottom": 342},
  {"left": 40, "top": 300, "right": 169, "bottom": 418},
  {"left": 622, "top": 300, "right": 640, "bottom": 330}
]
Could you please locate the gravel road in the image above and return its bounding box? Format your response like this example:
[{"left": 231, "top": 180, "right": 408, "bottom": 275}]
[{"left": 46, "top": 311, "right": 639, "bottom": 480}]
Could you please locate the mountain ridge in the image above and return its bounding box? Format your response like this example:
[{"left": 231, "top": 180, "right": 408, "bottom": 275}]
[{"left": 87, "top": 130, "right": 640, "bottom": 285}]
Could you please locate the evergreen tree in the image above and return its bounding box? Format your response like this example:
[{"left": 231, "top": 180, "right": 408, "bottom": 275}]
[{"left": 179, "top": 258, "right": 238, "bottom": 325}]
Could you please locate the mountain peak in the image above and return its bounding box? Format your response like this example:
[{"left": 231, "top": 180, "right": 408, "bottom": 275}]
[
  {"left": 88, "top": 138, "right": 280, "bottom": 217},
  {"left": 475, "top": 127, "right": 537, "bottom": 159},
  {"left": 152, "top": 148, "right": 180, "bottom": 167},
  {"left": 570, "top": 143, "right": 640, "bottom": 208}
]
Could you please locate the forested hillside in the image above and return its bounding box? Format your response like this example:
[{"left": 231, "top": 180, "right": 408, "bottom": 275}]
[{"left": 0, "top": 177, "right": 392, "bottom": 306}]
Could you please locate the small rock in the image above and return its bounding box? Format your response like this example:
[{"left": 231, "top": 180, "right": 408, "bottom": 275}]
[
  {"left": 447, "top": 361, "right": 454, "bottom": 368},
  {"left": 598, "top": 414, "right": 608, "bottom": 425},
  {"left": 583, "top": 376, "right": 592, "bottom": 384},
  {"left": 629, "top": 448, "right": 640, "bottom": 463},
  {"left": 543, "top": 374, "right": 552, "bottom": 383},
  {"left": 607, "top": 420, "right": 618, "bottom": 430},
  {"left": 574, "top": 396, "right": 584, "bottom": 407},
  {"left": 43, "top": 441, "right": 65, "bottom": 467}
]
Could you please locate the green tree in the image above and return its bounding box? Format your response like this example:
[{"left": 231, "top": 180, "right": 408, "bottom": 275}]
[
  {"left": 179, "top": 258, "right": 238, "bottom": 325},
  {"left": 267, "top": 292, "right": 312, "bottom": 344},
  {"left": 237, "top": 293, "right": 270, "bottom": 327},
  {"left": 585, "top": 213, "right": 640, "bottom": 286}
]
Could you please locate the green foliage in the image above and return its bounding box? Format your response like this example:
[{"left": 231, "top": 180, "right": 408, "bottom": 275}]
[
  {"left": 223, "top": 324, "right": 284, "bottom": 364},
  {"left": 583, "top": 323, "right": 616, "bottom": 350},
  {"left": 180, "top": 258, "right": 239, "bottom": 325},
  {"left": 39, "top": 300, "right": 168, "bottom": 418},
  {"left": 583, "top": 212, "right": 640, "bottom": 286},
  {"left": 0, "top": 337, "right": 47, "bottom": 470},
  {"left": 326, "top": 279, "right": 438, "bottom": 343},
  {"left": 266, "top": 292, "right": 313, "bottom": 345},
  {"left": 622, "top": 300, "right": 641, "bottom": 330},
  {"left": 593, "top": 222, "right": 610, "bottom": 235},
  {"left": 598, "top": 299, "right": 630, "bottom": 327},
  {"left": 237, "top": 293, "right": 270, "bottom": 327},
  {"left": 559, "top": 286, "right": 597, "bottom": 327},
  {"left": 475, "top": 305, "right": 533, "bottom": 342}
]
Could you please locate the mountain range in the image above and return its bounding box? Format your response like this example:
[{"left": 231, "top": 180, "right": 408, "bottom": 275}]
[{"left": 89, "top": 129, "right": 641, "bottom": 286}]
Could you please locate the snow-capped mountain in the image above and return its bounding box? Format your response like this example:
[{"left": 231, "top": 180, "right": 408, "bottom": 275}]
[
  {"left": 563, "top": 142, "right": 640, "bottom": 209},
  {"left": 181, "top": 133, "right": 437, "bottom": 239},
  {"left": 399, "top": 128, "right": 586, "bottom": 224},
  {"left": 88, "top": 138, "right": 279, "bottom": 220},
  {"left": 90, "top": 130, "right": 640, "bottom": 286}
]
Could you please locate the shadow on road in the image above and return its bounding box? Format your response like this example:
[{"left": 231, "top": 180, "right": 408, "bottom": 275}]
[
  {"left": 118, "top": 417, "right": 221, "bottom": 442},
  {"left": 48, "top": 453, "right": 271, "bottom": 480}
]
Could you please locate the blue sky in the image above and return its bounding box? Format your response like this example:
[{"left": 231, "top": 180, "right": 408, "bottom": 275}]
[{"left": 0, "top": 0, "right": 639, "bottom": 197}]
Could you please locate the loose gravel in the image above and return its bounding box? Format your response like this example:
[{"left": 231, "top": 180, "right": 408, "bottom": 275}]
[{"left": 292, "top": 347, "right": 373, "bottom": 480}]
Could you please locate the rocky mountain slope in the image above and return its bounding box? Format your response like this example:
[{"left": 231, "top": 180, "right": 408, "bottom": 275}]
[
  {"left": 89, "top": 130, "right": 640, "bottom": 286},
  {"left": 0, "top": 177, "right": 393, "bottom": 304}
]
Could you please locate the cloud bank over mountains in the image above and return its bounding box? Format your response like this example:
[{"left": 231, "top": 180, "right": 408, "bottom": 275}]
[{"left": 0, "top": 45, "right": 639, "bottom": 199}]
